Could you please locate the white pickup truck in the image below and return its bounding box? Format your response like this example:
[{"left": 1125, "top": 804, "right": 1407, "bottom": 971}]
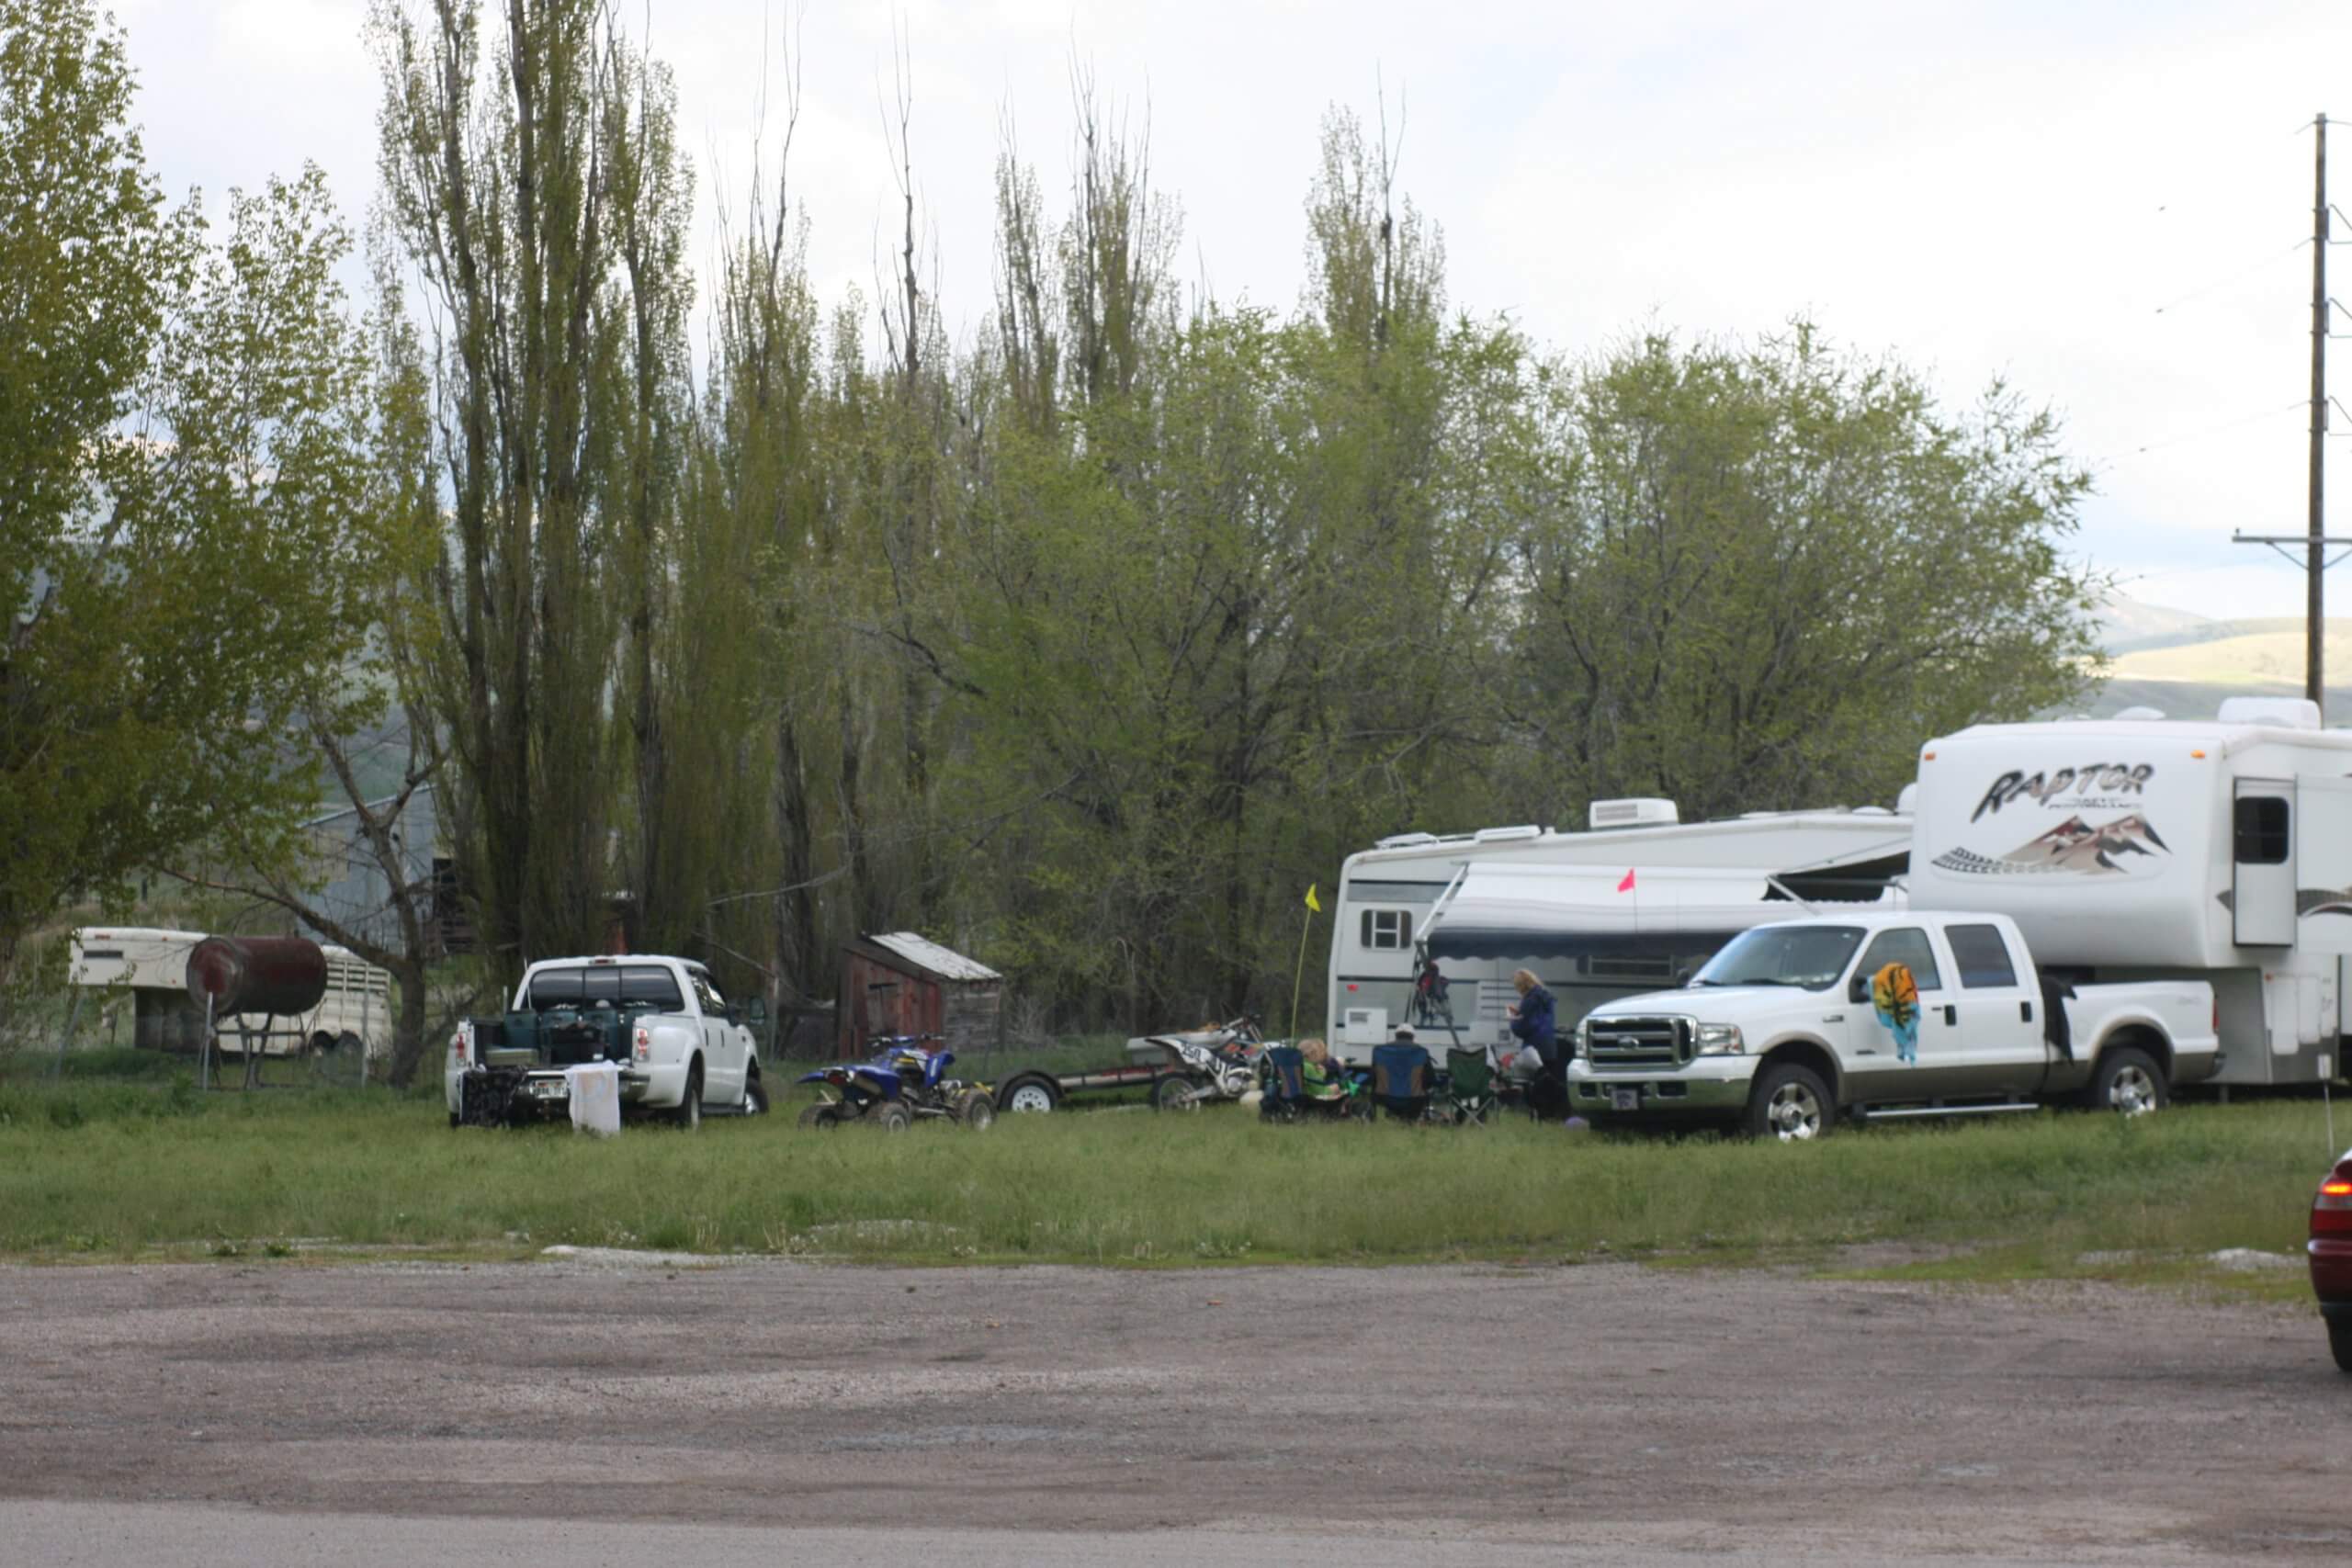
[
  {"left": 1565, "top": 911, "right": 2219, "bottom": 1140},
  {"left": 446, "top": 954, "right": 763, "bottom": 1129}
]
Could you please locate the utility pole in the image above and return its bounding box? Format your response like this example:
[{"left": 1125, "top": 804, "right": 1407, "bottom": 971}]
[
  {"left": 2235, "top": 113, "right": 2352, "bottom": 713},
  {"left": 2312, "top": 113, "right": 2329, "bottom": 705}
]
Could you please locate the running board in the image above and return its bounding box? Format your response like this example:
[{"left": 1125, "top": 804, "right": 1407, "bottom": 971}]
[{"left": 1855, "top": 1101, "right": 2040, "bottom": 1121}]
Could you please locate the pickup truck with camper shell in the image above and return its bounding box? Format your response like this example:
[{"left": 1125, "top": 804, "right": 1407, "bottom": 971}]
[
  {"left": 1565, "top": 911, "right": 2218, "bottom": 1139},
  {"left": 447, "top": 954, "right": 764, "bottom": 1129}
]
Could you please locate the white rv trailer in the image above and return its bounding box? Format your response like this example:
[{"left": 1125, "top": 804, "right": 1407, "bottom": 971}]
[
  {"left": 67, "top": 927, "right": 394, "bottom": 1059},
  {"left": 1908, "top": 701, "right": 2352, "bottom": 1088},
  {"left": 1325, "top": 800, "right": 1914, "bottom": 1059}
]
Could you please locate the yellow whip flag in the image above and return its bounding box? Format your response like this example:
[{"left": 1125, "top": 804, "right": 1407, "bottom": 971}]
[{"left": 1291, "top": 884, "right": 1322, "bottom": 1038}]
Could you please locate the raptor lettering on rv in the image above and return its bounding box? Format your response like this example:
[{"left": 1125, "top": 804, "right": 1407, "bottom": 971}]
[{"left": 1971, "top": 763, "right": 2155, "bottom": 821}]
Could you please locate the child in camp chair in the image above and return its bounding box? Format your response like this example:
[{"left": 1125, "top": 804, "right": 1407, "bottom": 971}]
[{"left": 1298, "top": 1037, "right": 1346, "bottom": 1100}]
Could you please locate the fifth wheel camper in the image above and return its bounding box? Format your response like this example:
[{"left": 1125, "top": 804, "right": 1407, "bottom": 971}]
[{"left": 1907, "top": 703, "right": 2352, "bottom": 1088}]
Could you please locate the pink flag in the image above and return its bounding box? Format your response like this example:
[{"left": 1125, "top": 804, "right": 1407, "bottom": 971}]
[{"left": 1616, "top": 868, "right": 1636, "bottom": 893}]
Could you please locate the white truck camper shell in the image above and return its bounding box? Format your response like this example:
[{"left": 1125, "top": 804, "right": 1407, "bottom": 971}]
[{"left": 1909, "top": 716, "right": 2352, "bottom": 1086}]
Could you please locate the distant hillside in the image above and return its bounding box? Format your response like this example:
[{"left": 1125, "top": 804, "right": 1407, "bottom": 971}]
[{"left": 2094, "top": 595, "right": 2216, "bottom": 655}]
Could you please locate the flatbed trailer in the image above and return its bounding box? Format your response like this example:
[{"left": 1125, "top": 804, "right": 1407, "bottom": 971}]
[{"left": 993, "top": 1062, "right": 1195, "bottom": 1113}]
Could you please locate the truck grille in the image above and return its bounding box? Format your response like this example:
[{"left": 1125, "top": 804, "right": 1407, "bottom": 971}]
[{"left": 1585, "top": 1016, "right": 1692, "bottom": 1068}]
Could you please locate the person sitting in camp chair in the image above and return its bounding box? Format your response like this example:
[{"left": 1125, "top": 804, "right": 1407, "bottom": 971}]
[
  {"left": 1298, "top": 1036, "right": 1346, "bottom": 1100},
  {"left": 1371, "top": 1028, "right": 1434, "bottom": 1122}
]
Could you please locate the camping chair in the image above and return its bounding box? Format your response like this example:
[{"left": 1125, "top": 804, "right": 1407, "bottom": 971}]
[
  {"left": 1443, "top": 1046, "right": 1497, "bottom": 1127},
  {"left": 1370, "top": 1043, "right": 1434, "bottom": 1122},
  {"left": 1259, "top": 1045, "right": 1308, "bottom": 1122}
]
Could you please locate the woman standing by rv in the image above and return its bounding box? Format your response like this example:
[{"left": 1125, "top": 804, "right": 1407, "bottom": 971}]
[{"left": 1506, "top": 968, "right": 1557, "bottom": 1079}]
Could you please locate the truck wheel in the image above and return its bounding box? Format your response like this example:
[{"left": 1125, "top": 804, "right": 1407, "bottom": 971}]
[
  {"left": 2330, "top": 1321, "right": 2352, "bottom": 1375},
  {"left": 1745, "top": 1062, "right": 1833, "bottom": 1142},
  {"left": 743, "top": 1073, "right": 769, "bottom": 1116},
  {"left": 874, "top": 1101, "right": 912, "bottom": 1134},
  {"left": 797, "top": 1102, "right": 842, "bottom": 1131},
  {"left": 1151, "top": 1073, "right": 1208, "bottom": 1112},
  {"left": 673, "top": 1065, "right": 703, "bottom": 1131},
  {"left": 448, "top": 1111, "right": 461, "bottom": 1129},
  {"left": 954, "top": 1088, "right": 996, "bottom": 1130},
  {"left": 999, "top": 1075, "right": 1060, "bottom": 1113},
  {"left": 2086, "top": 1045, "right": 2166, "bottom": 1116}
]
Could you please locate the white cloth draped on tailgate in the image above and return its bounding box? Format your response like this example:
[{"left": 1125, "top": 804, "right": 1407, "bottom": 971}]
[{"left": 565, "top": 1062, "right": 622, "bottom": 1135}]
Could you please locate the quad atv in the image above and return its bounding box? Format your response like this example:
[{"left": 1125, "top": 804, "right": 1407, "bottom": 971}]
[{"left": 796, "top": 1036, "right": 996, "bottom": 1132}]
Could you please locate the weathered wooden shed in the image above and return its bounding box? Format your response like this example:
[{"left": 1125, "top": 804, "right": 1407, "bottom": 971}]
[{"left": 837, "top": 931, "right": 1003, "bottom": 1059}]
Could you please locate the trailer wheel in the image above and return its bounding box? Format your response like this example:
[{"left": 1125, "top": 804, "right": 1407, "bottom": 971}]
[
  {"left": 1744, "top": 1062, "right": 1833, "bottom": 1142},
  {"left": 1151, "top": 1073, "right": 1208, "bottom": 1113},
  {"left": 873, "top": 1100, "right": 913, "bottom": 1134},
  {"left": 2086, "top": 1045, "right": 2166, "bottom": 1116},
  {"left": 797, "top": 1102, "right": 843, "bottom": 1131},
  {"left": 999, "top": 1075, "right": 1061, "bottom": 1114}
]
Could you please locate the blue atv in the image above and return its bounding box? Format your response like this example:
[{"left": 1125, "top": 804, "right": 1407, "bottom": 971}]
[{"left": 797, "top": 1036, "right": 996, "bottom": 1132}]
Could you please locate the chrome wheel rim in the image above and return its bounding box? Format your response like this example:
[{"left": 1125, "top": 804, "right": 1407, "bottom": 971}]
[
  {"left": 2109, "top": 1065, "right": 2157, "bottom": 1115},
  {"left": 1768, "top": 1082, "right": 1823, "bottom": 1141}
]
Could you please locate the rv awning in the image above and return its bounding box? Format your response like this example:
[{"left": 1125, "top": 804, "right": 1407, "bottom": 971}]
[{"left": 1422, "top": 863, "right": 1803, "bottom": 962}]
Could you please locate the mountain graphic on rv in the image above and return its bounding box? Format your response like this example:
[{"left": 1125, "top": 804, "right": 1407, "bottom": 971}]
[
  {"left": 1930, "top": 812, "right": 2170, "bottom": 877},
  {"left": 1999, "top": 813, "right": 2169, "bottom": 874}
]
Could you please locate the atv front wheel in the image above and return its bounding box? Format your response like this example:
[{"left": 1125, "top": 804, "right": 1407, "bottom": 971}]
[
  {"left": 953, "top": 1088, "right": 996, "bottom": 1130},
  {"left": 873, "top": 1101, "right": 913, "bottom": 1133}
]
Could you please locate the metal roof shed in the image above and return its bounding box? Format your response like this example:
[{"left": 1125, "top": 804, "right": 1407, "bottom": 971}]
[{"left": 838, "top": 932, "right": 1004, "bottom": 1060}]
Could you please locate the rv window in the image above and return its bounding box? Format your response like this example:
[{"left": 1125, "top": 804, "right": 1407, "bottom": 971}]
[
  {"left": 1360, "top": 908, "right": 1413, "bottom": 951},
  {"left": 1946, "top": 925, "right": 2018, "bottom": 989},
  {"left": 1856, "top": 929, "right": 1944, "bottom": 992},
  {"left": 2233, "top": 796, "right": 2290, "bottom": 864}
]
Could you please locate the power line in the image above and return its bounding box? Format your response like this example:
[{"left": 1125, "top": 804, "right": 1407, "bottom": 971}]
[
  {"left": 2151, "top": 240, "right": 2306, "bottom": 315},
  {"left": 2096, "top": 400, "right": 2303, "bottom": 466}
]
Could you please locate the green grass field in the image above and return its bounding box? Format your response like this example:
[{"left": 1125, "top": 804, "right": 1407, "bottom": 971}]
[{"left": 0, "top": 1055, "right": 2341, "bottom": 1293}]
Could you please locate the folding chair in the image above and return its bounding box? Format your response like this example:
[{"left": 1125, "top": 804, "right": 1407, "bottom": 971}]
[{"left": 1370, "top": 1043, "right": 1434, "bottom": 1122}]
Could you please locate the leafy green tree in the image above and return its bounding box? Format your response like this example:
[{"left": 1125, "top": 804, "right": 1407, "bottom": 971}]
[
  {"left": 371, "top": 0, "right": 703, "bottom": 976},
  {"left": 1507, "top": 325, "right": 2102, "bottom": 825},
  {"left": 0, "top": 6, "right": 368, "bottom": 1007}
]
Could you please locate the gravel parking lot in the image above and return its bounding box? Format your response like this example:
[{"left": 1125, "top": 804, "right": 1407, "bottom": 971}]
[{"left": 1, "top": 1257, "right": 2346, "bottom": 1564}]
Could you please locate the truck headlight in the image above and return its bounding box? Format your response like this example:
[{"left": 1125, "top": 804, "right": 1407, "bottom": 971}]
[
  {"left": 1694, "top": 1023, "right": 1745, "bottom": 1055},
  {"left": 1576, "top": 1016, "right": 1593, "bottom": 1052}
]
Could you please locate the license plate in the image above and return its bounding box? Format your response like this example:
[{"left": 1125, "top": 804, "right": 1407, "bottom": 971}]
[
  {"left": 532, "top": 1080, "right": 566, "bottom": 1100},
  {"left": 1611, "top": 1087, "right": 1641, "bottom": 1112}
]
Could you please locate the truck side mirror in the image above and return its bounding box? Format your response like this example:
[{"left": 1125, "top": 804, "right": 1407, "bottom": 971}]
[
  {"left": 1847, "top": 974, "right": 1871, "bottom": 1006},
  {"left": 725, "top": 1003, "right": 744, "bottom": 1027}
]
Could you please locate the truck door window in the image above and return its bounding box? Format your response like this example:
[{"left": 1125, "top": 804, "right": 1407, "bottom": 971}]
[
  {"left": 1946, "top": 924, "right": 2018, "bottom": 988},
  {"left": 1855, "top": 929, "right": 1943, "bottom": 991},
  {"left": 2233, "top": 796, "right": 2290, "bottom": 863}
]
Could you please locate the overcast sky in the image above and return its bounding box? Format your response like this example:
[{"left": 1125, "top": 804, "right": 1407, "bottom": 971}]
[{"left": 107, "top": 0, "right": 2352, "bottom": 619}]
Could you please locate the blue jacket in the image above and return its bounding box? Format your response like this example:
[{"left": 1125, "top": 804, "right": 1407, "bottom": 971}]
[{"left": 1509, "top": 983, "right": 1557, "bottom": 1055}]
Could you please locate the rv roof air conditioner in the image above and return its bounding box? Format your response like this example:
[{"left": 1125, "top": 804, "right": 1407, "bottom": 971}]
[
  {"left": 2216, "top": 695, "right": 2323, "bottom": 730},
  {"left": 1374, "top": 831, "right": 1439, "bottom": 850},
  {"left": 2113, "top": 705, "right": 2167, "bottom": 720},
  {"left": 1588, "top": 798, "right": 1679, "bottom": 830},
  {"left": 1894, "top": 783, "right": 1918, "bottom": 816}
]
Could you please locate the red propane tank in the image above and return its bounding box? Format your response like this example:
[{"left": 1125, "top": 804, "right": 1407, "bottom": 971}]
[{"left": 184, "top": 935, "right": 328, "bottom": 1016}]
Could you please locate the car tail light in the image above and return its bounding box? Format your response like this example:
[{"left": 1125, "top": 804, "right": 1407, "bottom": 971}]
[
  {"left": 452, "top": 1022, "right": 469, "bottom": 1065},
  {"left": 633, "top": 1025, "right": 651, "bottom": 1063},
  {"left": 2316, "top": 1169, "right": 2352, "bottom": 1237}
]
